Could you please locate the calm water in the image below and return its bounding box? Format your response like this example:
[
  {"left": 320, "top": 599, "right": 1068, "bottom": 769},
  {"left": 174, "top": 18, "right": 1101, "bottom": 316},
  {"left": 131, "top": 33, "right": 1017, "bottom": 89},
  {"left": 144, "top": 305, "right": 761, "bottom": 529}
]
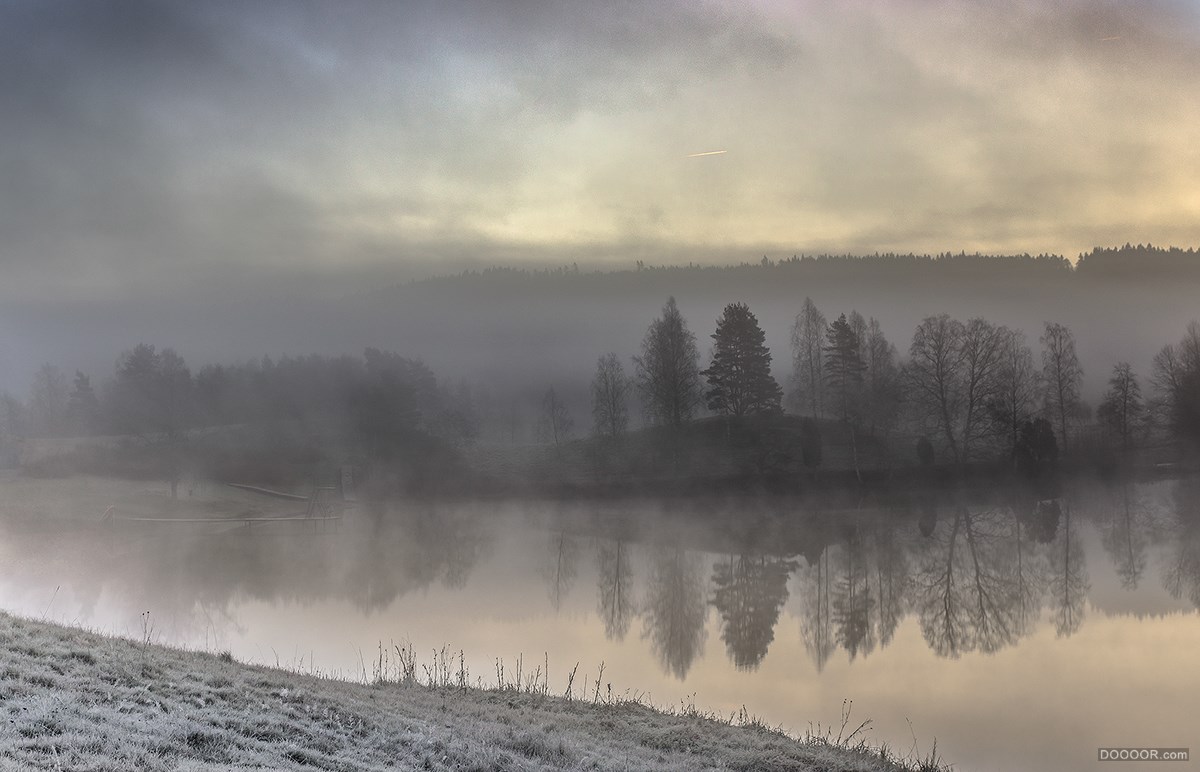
[{"left": 2, "top": 477, "right": 1199, "bottom": 771}]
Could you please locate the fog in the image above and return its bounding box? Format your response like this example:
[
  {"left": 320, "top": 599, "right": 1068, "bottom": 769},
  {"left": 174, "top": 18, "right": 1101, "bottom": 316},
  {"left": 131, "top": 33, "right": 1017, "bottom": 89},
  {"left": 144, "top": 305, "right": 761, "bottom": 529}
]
[
  {"left": 4, "top": 3, "right": 1200, "bottom": 772},
  {"left": 5, "top": 252, "right": 1197, "bottom": 421},
  {"left": 4, "top": 0, "right": 1200, "bottom": 395},
  {"left": 3, "top": 476, "right": 1198, "bottom": 772}
]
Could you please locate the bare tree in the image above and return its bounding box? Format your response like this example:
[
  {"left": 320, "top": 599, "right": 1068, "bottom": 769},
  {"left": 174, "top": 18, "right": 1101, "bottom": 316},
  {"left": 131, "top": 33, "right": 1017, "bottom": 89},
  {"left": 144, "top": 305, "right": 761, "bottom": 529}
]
[
  {"left": 905, "top": 314, "right": 966, "bottom": 462},
  {"left": 862, "top": 317, "right": 902, "bottom": 453},
  {"left": 633, "top": 297, "right": 701, "bottom": 428},
  {"left": 1150, "top": 322, "right": 1200, "bottom": 438},
  {"left": 538, "top": 387, "right": 573, "bottom": 449},
  {"left": 1150, "top": 343, "right": 1184, "bottom": 426},
  {"left": 590, "top": 352, "right": 630, "bottom": 439},
  {"left": 790, "top": 297, "right": 827, "bottom": 418},
  {"left": 906, "top": 315, "right": 1010, "bottom": 463},
  {"left": 957, "top": 318, "right": 1009, "bottom": 460},
  {"left": 991, "top": 330, "right": 1040, "bottom": 457},
  {"left": 0, "top": 393, "right": 27, "bottom": 463},
  {"left": 1040, "top": 322, "right": 1082, "bottom": 451},
  {"left": 847, "top": 310, "right": 868, "bottom": 348},
  {"left": 29, "top": 364, "right": 69, "bottom": 437},
  {"left": 1098, "top": 362, "right": 1143, "bottom": 450}
]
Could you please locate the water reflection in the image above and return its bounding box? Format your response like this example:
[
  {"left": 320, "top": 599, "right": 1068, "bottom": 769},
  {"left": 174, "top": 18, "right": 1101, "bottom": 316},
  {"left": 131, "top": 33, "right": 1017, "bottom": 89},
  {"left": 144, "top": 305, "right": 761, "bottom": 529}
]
[
  {"left": 1048, "top": 503, "right": 1090, "bottom": 637},
  {"left": 1101, "top": 486, "right": 1149, "bottom": 590},
  {"left": 3, "top": 482, "right": 1199, "bottom": 678},
  {"left": 710, "top": 554, "right": 796, "bottom": 670},
  {"left": 1162, "top": 477, "right": 1200, "bottom": 606},
  {"left": 641, "top": 546, "right": 708, "bottom": 679},
  {"left": 4, "top": 479, "right": 1200, "bottom": 772},
  {"left": 595, "top": 538, "right": 635, "bottom": 641},
  {"left": 913, "top": 507, "right": 1016, "bottom": 656},
  {"left": 542, "top": 530, "right": 581, "bottom": 612},
  {"left": 796, "top": 547, "right": 834, "bottom": 672}
]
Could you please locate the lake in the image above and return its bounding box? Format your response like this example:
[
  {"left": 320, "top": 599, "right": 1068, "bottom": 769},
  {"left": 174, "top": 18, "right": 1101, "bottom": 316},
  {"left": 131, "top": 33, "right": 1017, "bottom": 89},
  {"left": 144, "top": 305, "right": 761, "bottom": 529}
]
[{"left": 1, "top": 475, "right": 1198, "bottom": 771}]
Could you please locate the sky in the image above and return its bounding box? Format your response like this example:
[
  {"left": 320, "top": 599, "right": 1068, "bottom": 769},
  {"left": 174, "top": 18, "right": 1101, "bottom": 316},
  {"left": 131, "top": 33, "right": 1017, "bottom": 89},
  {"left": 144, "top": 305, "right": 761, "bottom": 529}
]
[{"left": 3, "top": 0, "right": 1200, "bottom": 311}]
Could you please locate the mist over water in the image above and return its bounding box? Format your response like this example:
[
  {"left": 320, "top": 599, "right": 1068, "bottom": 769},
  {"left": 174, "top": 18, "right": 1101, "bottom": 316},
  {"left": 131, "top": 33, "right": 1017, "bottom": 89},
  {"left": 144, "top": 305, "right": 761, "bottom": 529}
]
[
  {"left": 2, "top": 475, "right": 1197, "bottom": 772},
  {"left": 6, "top": 2, "right": 1200, "bottom": 770}
]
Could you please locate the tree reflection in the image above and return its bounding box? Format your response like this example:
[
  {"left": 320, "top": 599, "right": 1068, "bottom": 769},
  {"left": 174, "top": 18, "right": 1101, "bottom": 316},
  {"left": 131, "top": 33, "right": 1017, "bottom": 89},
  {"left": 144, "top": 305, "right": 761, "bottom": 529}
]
[
  {"left": 871, "top": 523, "right": 910, "bottom": 647},
  {"left": 710, "top": 554, "right": 797, "bottom": 670},
  {"left": 642, "top": 546, "right": 708, "bottom": 679},
  {"left": 912, "top": 506, "right": 1029, "bottom": 657},
  {"left": 345, "top": 504, "right": 492, "bottom": 612},
  {"left": 542, "top": 530, "right": 581, "bottom": 612},
  {"left": 1162, "top": 478, "right": 1200, "bottom": 608},
  {"left": 16, "top": 480, "right": 1200, "bottom": 669},
  {"left": 596, "top": 538, "right": 636, "bottom": 640},
  {"left": 1048, "top": 501, "right": 1089, "bottom": 637},
  {"left": 831, "top": 529, "right": 876, "bottom": 660},
  {"left": 1100, "top": 485, "right": 1149, "bottom": 590},
  {"left": 1010, "top": 506, "right": 1048, "bottom": 637},
  {"left": 797, "top": 548, "right": 834, "bottom": 671}
]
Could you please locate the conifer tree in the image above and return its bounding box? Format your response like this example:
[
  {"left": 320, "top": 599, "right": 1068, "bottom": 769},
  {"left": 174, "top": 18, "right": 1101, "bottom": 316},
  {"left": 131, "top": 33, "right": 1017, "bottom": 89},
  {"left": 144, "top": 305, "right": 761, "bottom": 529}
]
[
  {"left": 823, "top": 314, "right": 866, "bottom": 424},
  {"left": 701, "top": 303, "right": 783, "bottom": 417}
]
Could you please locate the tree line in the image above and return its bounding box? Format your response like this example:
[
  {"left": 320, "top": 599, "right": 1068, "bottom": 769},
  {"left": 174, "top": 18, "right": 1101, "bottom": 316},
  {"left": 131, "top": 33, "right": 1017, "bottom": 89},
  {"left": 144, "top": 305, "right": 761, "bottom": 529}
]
[
  {"left": 3, "top": 296, "right": 1197, "bottom": 482},
  {"left": 0, "top": 345, "right": 479, "bottom": 492},
  {"left": 407, "top": 244, "right": 1199, "bottom": 295},
  {"left": 580, "top": 296, "right": 1200, "bottom": 471}
]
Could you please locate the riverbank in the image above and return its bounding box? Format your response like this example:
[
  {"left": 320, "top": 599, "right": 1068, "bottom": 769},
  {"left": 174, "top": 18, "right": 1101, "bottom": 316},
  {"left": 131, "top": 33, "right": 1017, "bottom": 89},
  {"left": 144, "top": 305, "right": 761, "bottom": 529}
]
[{"left": 0, "top": 612, "right": 947, "bottom": 771}]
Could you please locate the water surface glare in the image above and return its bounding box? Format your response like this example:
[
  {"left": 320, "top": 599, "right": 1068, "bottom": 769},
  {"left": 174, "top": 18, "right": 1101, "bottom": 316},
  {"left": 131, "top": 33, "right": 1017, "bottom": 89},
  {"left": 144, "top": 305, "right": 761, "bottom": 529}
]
[{"left": 2, "top": 476, "right": 1198, "bottom": 772}]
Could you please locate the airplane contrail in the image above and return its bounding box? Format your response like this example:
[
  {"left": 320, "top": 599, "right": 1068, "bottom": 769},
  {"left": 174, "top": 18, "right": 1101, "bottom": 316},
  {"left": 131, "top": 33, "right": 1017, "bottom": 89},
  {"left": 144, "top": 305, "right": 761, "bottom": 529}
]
[
  {"left": 1100, "top": 36, "right": 1121, "bottom": 41},
  {"left": 685, "top": 150, "right": 728, "bottom": 158}
]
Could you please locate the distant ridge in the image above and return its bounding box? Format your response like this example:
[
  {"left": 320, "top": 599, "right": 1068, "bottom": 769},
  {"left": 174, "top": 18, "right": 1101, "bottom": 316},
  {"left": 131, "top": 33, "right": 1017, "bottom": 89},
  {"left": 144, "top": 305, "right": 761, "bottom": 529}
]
[{"left": 388, "top": 244, "right": 1199, "bottom": 291}]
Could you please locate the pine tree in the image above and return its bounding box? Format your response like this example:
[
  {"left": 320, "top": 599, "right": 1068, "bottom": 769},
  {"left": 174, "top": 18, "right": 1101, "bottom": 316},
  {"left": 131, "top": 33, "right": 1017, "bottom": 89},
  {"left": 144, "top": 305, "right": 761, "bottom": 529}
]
[
  {"left": 823, "top": 314, "right": 866, "bottom": 424},
  {"left": 701, "top": 302, "right": 783, "bottom": 417},
  {"left": 66, "top": 370, "right": 100, "bottom": 435}
]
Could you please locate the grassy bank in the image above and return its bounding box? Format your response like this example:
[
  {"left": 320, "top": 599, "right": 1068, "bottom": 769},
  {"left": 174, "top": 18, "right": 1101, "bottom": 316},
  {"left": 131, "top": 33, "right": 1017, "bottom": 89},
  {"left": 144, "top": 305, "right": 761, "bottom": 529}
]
[{"left": 0, "top": 612, "right": 947, "bottom": 771}]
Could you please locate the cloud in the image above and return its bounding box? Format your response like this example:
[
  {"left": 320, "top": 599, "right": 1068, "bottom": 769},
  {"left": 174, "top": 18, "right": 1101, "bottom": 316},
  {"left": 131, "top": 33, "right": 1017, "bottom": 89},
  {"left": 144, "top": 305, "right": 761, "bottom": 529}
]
[{"left": 0, "top": 0, "right": 1198, "bottom": 320}]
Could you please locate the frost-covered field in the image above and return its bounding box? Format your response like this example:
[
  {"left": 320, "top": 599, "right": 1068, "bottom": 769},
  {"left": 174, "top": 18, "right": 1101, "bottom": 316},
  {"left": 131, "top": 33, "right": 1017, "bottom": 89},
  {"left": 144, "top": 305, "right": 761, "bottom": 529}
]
[{"left": 0, "top": 612, "right": 945, "bottom": 771}]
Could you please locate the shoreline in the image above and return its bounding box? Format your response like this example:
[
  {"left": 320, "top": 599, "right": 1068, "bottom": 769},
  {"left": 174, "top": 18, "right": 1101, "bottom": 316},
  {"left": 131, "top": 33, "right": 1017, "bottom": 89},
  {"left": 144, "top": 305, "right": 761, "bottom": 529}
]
[{"left": 0, "top": 611, "right": 947, "bottom": 771}]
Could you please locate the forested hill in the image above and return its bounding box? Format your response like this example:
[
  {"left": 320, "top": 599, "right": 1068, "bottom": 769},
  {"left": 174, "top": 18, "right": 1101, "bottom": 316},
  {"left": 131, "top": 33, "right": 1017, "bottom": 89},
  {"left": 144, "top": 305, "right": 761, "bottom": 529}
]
[
  {"left": 387, "top": 244, "right": 1200, "bottom": 296},
  {"left": 349, "top": 246, "right": 1199, "bottom": 400},
  {"left": 4, "top": 246, "right": 1198, "bottom": 408},
  {"left": 1074, "top": 244, "right": 1200, "bottom": 280},
  {"left": 394, "top": 250, "right": 1077, "bottom": 296}
]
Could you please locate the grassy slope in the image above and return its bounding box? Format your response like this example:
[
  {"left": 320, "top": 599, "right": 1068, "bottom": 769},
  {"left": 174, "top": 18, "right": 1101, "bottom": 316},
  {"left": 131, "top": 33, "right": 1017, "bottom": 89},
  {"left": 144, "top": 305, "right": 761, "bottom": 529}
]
[{"left": 0, "top": 613, "right": 943, "bottom": 772}]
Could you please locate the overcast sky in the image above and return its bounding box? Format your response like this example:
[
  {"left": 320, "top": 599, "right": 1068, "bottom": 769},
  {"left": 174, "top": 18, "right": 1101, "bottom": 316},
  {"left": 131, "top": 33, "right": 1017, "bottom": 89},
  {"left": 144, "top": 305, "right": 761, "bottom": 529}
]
[{"left": 3, "top": 0, "right": 1200, "bottom": 307}]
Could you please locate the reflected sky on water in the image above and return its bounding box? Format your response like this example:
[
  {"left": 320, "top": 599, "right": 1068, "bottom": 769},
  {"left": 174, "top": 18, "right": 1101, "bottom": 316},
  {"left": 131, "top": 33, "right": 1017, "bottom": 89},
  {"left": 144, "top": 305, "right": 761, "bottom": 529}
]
[{"left": 2, "top": 477, "right": 1198, "bottom": 772}]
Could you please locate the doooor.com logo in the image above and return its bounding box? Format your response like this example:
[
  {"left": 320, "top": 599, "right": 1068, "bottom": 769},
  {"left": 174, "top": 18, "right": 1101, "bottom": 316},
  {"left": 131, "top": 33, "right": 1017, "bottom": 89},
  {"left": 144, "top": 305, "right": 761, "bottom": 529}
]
[{"left": 1098, "top": 748, "right": 1190, "bottom": 762}]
